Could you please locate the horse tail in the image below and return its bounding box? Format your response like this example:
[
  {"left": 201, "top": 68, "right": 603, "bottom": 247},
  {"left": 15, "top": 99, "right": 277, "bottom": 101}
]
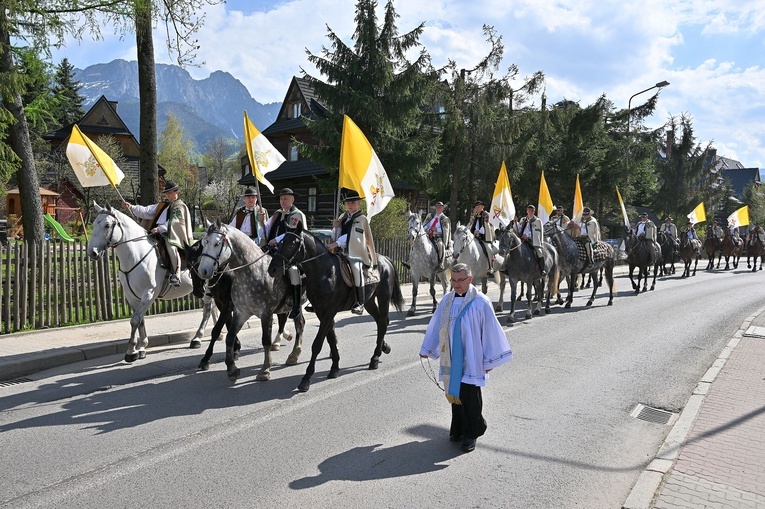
[
  {"left": 549, "top": 266, "right": 560, "bottom": 296},
  {"left": 386, "top": 256, "right": 405, "bottom": 316},
  {"left": 605, "top": 258, "right": 616, "bottom": 293}
]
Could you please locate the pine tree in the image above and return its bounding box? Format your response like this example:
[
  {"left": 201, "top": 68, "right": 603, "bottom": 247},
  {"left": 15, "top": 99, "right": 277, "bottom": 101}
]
[
  {"left": 52, "top": 58, "right": 84, "bottom": 128},
  {"left": 301, "top": 0, "right": 440, "bottom": 186}
]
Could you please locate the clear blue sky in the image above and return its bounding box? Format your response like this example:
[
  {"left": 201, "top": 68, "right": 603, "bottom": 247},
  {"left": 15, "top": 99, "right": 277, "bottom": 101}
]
[{"left": 51, "top": 0, "right": 765, "bottom": 170}]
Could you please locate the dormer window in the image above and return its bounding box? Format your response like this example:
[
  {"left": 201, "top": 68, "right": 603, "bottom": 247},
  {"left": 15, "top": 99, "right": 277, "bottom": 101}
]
[
  {"left": 288, "top": 143, "right": 299, "bottom": 161},
  {"left": 291, "top": 102, "right": 302, "bottom": 118}
]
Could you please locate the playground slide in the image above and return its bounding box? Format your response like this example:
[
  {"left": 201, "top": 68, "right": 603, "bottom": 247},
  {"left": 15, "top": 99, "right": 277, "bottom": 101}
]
[{"left": 44, "top": 213, "right": 75, "bottom": 242}]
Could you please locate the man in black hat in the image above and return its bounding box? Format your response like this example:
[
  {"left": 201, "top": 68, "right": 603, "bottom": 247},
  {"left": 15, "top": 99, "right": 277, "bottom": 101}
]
[
  {"left": 123, "top": 179, "right": 192, "bottom": 286},
  {"left": 549, "top": 205, "right": 570, "bottom": 231},
  {"left": 516, "top": 204, "right": 546, "bottom": 276},
  {"left": 577, "top": 207, "right": 600, "bottom": 266},
  {"left": 659, "top": 216, "right": 679, "bottom": 246},
  {"left": 266, "top": 188, "right": 307, "bottom": 318},
  {"left": 328, "top": 189, "right": 376, "bottom": 315},
  {"left": 229, "top": 187, "right": 269, "bottom": 246},
  {"left": 468, "top": 200, "right": 495, "bottom": 276},
  {"left": 634, "top": 212, "right": 656, "bottom": 242},
  {"left": 423, "top": 201, "right": 451, "bottom": 271}
]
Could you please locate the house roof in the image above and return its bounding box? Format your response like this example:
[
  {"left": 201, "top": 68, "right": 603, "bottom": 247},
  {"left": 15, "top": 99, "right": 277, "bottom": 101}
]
[
  {"left": 722, "top": 168, "right": 761, "bottom": 198},
  {"left": 7, "top": 187, "right": 60, "bottom": 196},
  {"left": 262, "top": 77, "right": 327, "bottom": 136}
]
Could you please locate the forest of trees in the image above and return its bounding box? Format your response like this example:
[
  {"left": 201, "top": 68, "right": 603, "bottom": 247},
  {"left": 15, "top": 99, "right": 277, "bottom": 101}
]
[{"left": 2, "top": 0, "right": 763, "bottom": 244}]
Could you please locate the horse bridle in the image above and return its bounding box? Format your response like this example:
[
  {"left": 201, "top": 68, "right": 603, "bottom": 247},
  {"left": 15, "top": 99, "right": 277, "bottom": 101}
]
[{"left": 200, "top": 229, "right": 233, "bottom": 273}]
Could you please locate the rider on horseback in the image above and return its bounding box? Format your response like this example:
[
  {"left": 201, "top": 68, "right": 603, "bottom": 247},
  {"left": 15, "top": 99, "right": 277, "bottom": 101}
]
[
  {"left": 549, "top": 205, "right": 570, "bottom": 233},
  {"left": 123, "top": 179, "right": 192, "bottom": 287},
  {"left": 328, "top": 189, "right": 377, "bottom": 315},
  {"left": 229, "top": 187, "right": 268, "bottom": 247},
  {"left": 517, "top": 204, "right": 547, "bottom": 277},
  {"left": 266, "top": 188, "right": 307, "bottom": 319},
  {"left": 660, "top": 217, "right": 679, "bottom": 247},
  {"left": 727, "top": 220, "right": 743, "bottom": 248},
  {"left": 423, "top": 201, "right": 451, "bottom": 271},
  {"left": 577, "top": 207, "right": 600, "bottom": 266},
  {"left": 711, "top": 219, "right": 724, "bottom": 240},
  {"left": 748, "top": 223, "right": 765, "bottom": 245},
  {"left": 634, "top": 212, "right": 657, "bottom": 263},
  {"left": 468, "top": 200, "right": 495, "bottom": 276}
]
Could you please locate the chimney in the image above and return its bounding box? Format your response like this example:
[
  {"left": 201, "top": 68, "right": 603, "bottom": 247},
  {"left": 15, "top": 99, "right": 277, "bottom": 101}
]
[
  {"left": 665, "top": 130, "right": 674, "bottom": 159},
  {"left": 108, "top": 101, "right": 118, "bottom": 112}
]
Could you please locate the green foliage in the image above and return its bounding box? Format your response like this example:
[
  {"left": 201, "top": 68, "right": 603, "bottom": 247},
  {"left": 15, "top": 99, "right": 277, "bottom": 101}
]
[
  {"left": 370, "top": 196, "right": 408, "bottom": 240},
  {"left": 52, "top": 57, "right": 84, "bottom": 127},
  {"left": 743, "top": 182, "right": 765, "bottom": 226},
  {"left": 300, "top": 0, "right": 440, "bottom": 186}
]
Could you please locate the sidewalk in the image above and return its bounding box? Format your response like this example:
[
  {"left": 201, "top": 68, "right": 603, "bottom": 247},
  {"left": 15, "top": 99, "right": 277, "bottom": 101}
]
[{"left": 623, "top": 305, "right": 765, "bottom": 509}]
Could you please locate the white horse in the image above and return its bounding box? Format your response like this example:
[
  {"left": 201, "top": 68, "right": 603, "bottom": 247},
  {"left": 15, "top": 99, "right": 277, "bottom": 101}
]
[
  {"left": 405, "top": 211, "right": 451, "bottom": 316},
  {"left": 452, "top": 224, "right": 501, "bottom": 294},
  {"left": 87, "top": 202, "right": 214, "bottom": 362}
]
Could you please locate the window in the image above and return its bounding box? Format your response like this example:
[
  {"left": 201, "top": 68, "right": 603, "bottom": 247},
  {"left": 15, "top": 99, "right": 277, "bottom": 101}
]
[
  {"left": 308, "top": 187, "right": 317, "bottom": 212},
  {"left": 291, "top": 102, "right": 302, "bottom": 118},
  {"left": 288, "top": 144, "right": 299, "bottom": 162}
]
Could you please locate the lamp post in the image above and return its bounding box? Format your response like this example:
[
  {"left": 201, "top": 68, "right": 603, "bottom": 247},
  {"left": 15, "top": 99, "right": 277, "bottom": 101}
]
[{"left": 627, "top": 80, "right": 670, "bottom": 133}]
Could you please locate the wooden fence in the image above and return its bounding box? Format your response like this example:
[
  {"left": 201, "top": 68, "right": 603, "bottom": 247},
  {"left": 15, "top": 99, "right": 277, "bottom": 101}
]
[{"left": 0, "top": 238, "right": 417, "bottom": 335}]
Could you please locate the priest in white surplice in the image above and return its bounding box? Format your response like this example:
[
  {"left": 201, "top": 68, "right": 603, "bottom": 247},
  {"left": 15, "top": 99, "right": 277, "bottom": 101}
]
[{"left": 420, "top": 262, "right": 513, "bottom": 453}]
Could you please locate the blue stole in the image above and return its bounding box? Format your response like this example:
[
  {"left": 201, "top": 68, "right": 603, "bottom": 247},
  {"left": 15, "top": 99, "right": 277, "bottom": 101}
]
[{"left": 448, "top": 298, "right": 477, "bottom": 400}]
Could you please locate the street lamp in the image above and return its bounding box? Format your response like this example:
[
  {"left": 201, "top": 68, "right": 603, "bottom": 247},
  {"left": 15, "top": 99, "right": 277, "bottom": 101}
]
[{"left": 627, "top": 80, "right": 670, "bottom": 133}]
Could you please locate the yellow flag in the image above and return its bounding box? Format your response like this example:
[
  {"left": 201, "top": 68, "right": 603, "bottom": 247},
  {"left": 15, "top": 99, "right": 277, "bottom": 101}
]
[
  {"left": 489, "top": 161, "right": 515, "bottom": 230},
  {"left": 572, "top": 174, "right": 584, "bottom": 223},
  {"left": 687, "top": 202, "right": 706, "bottom": 225},
  {"left": 615, "top": 186, "right": 630, "bottom": 229},
  {"left": 537, "top": 172, "right": 554, "bottom": 223},
  {"left": 727, "top": 205, "right": 749, "bottom": 228},
  {"left": 339, "top": 115, "right": 393, "bottom": 219},
  {"left": 66, "top": 124, "right": 125, "bottom": 188},
  {"left": 244, "top": 110, "right": 285, "bottom": 193}
]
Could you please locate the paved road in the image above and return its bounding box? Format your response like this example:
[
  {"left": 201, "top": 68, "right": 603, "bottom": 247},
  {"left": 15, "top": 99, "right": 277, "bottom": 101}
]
[{"left": 0, "top": 268, "right": 762, "bottom": 509}]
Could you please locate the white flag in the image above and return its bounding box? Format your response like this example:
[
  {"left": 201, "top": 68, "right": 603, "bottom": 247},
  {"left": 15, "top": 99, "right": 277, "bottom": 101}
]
[{"left": 244, "top": 110, "right": 285, "bottom": 193}]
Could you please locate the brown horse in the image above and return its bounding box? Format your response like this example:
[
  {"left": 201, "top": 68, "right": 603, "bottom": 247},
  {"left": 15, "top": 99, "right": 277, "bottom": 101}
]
[
  {"left": 677, "top": 230, "right": 701, "bottom": 277},
  {"left": 703, "top": 224, "right": 721, "bottom": 270},
  {"left": 720, "top": 230, "right": 743, "bottom": 270},
  {"left": 746, "top": 229, "right": 765, "bottom": 272}
]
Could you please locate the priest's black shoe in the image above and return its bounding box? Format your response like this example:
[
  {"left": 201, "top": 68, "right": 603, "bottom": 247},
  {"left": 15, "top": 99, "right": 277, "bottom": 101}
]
[{"left": 461, "top": 437, "right": 476, "bottom": 452}]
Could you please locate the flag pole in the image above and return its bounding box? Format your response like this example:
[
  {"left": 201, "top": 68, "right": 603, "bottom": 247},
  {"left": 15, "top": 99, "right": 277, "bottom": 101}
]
[{"left": 113, "top": 185, "right": 138, "bottom": 220}]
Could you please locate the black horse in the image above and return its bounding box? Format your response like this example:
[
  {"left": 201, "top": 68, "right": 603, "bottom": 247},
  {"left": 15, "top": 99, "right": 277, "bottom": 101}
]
[
  {"left": 625, "top": 232, "right": 661, "bottom": 293},
  {"left": 703, "top": 225, "right": 722, "bottom": 270},
  {"left": 267, "top": 227, "right": 404, "bottom": 392},
  {"left": 746, "top": 230, "right": 765, "bottom": 272},
  {"left": 657, "top": 232, "right": 677, "bottom": 276},
  {"left": 677, "top": 230, "right": 701, "bottom": 277}
]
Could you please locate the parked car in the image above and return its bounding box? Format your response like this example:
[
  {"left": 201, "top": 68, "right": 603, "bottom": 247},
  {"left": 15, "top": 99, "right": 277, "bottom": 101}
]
[{"left": 310, "top": 229, "right": 333, "bottom": 243}]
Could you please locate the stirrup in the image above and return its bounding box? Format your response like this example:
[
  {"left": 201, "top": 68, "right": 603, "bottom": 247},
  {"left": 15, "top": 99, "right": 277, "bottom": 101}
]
[{"left": 169, "top": 274, "right": 180, "bottom": 286}]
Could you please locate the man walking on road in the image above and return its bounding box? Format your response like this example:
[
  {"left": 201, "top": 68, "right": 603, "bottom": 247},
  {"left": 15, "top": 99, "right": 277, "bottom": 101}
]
[{"left": 419, "top": 263, "right": 513, "bottom": 453}]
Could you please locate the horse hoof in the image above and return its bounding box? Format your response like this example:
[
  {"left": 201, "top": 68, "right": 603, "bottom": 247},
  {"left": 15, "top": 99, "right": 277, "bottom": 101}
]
[
  {"left": 607, "top": 301, "right": 613, "bottom": 306},
  {"left": 564, "top": 302, "right": 572, "bottom": 309},
  {"left": 138, "top": 350, "right": 146, "bottom": 360},
  {"left": 283, "top": 332, "right": 293, "bottom": 342},
  {"left": 382, "top": 343, "right": 391, "bottom": 355},
  {"left": 494, "top": 305, "right": 503, "bottom": 312},
  {"left": 369, "top": 358, "right": 379, "bottom": 370},
  {"left": 190, "top": 339, "right": 202, "bottom": 349},
  {"left": 256, "top": 372, "right": 271, "bottom": 381},
  {"left": 297, "top": 379, "right": 311, "bottom": 392},
  {"left": 506, "top": 315, "right": 516, "bottom": 324},
  {"left": 124, "top": 352, "right": 138, "bottom": 363},
  {"left": 533, "top": 309, "right": 540, "bottom": 316},
  {"left": 227, "top": 368, "right": 240, "bottom": 381},
  {"left": 586, "top": 300, "right": 593, "bottom": 307},
  {"left": 544, "top": 307, "right": 551, "bottom": 314},
  {"left": 270, "top": 343, "right": 281, "bottom": 351},
  {"left": 198, "top": 361, "right": 210, "bottom": 371},
  {"left": 407, "top": 308, "right": 416, "bottom": 317},
  {"left": 286, "top": 354, "right": 300, "bottom": 365}
]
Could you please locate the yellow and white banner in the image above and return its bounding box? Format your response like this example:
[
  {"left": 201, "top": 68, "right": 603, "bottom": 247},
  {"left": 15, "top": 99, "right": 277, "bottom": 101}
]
[
  {"left": 339, "top": 115, "right": 393, "bottom": 219},
  {"left": 687, "top": 202, "right": 706, "bottom": 225},
  {"left": 537, "top": 171, "right": 554, "bottom": 223},
  {"left": 66, "top": 124, "right": 125, "bottom": 188},
  {"left": 572, "top": 174, "right": 584, "bottom": 223},
  {"left": 244, "top": 110, "right": 285, "bottom": 193},
  {"left": 489, "top": 161, "right": 515, "bottom": 230},
  {"left": 615, "top": 186, "right": 630, "bottom": 229},
  {"left": 727, "top": 205, "right": 749, "bottom": 228}
]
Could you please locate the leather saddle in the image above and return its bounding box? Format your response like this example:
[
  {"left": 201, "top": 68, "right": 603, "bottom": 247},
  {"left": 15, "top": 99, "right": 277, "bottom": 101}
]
[
  {"left": 332, "top": 251, "right": 380, "bottom": 287},
  {"left": 149, "top": 232, "right": 186, "bottom": 270}
]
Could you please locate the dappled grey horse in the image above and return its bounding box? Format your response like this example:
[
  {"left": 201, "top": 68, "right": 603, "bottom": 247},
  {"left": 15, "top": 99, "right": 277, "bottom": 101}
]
[
  {"left": 405, "top": 211, "right": 451, "bottom": 316},
  {"left": 86, "top": 202, "right": 215, "bottom": 362},
  {"left": 452, "top": 224, "right": 499, "bottom": 294},
  {"left": 496, "top": 226, "right": 559, "bottom": 323},
  {"left": 544, "top": 222, "right": 615, "bottom": 308},
  {"left": 196, "top": 222, "right": 305, "bottom": 382}
]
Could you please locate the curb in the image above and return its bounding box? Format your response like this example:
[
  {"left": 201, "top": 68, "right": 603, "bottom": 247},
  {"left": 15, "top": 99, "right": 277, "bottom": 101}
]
[
  {"left": 621, "top": 304, "right": 765, "bottom": 509},
  {"left": 0, "top": 317, "right": 262, "bottom": 382}
]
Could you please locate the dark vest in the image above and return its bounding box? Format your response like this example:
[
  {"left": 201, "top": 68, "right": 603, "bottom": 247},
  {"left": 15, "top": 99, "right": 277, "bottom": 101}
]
[
  {"left": 150, "top": 201, "right": 170, "bottom": 230},
  {"left": 234, "top": 207, "right": 258, "bottom": 239}
]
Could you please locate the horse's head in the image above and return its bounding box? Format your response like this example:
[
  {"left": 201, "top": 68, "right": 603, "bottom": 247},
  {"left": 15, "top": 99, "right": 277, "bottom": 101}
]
[
  {"left": 185, "top": 240, "right": 206, "bottom": 298},
  {"left": 267, "top": 224, "right": 309, "bottom": 278},
  {"left": 87, "top": 202, "right": 124, "bottom": 261},
  {"left": 407, "top": 211, "right": 423, "bottom": 241},
  {"left": 452, "top": 224, "right": 472, "bottom": 256},
  {"left": 197, "top": 220, "right": 233, "bottom": 279},
  {"left": 497, "top": 226, "right": 520, "bottom": 255},
  {"left": 543, "top": 221, "right": 561, "bottom": 238}
]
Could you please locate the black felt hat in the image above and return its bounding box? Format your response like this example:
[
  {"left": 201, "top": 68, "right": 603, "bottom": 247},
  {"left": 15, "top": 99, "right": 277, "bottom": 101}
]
[
  {"left": 277, "top": 187, "right": 298, "bottom": 197},
  {"left": 243, "top": 187, "right": 257, "bottom": 197},
  {"left": 162, "top": 180, "right": 179, "bottom": 193},
  {"left": 582, "top": 207, "right": 591, "bottom": 214},
  {"left": 473, "top": 200, "right": 484, "bottom": 207},
  {"left": 342, "top": 189, "right": 362, "bottom": 202},
  {"left": 435, "top": 201, "right": 445, "bottom": 207}
]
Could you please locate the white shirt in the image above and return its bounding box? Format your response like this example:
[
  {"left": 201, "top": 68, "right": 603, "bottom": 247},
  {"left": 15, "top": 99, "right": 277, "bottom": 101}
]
[
  {"left": 131, "top": 203, "right": 168, "bottom": 234},
  {"left": 425, "top": 213, "right": 443, "bottom": 234}
]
